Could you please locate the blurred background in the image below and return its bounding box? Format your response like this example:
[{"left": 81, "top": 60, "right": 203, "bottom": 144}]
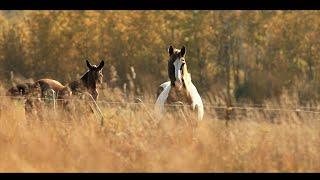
[{"left": 0, "top": 10, "right": 320, "bottom": 105}]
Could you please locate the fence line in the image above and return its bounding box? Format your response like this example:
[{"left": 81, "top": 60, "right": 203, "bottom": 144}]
[{"left": 2, "top": 94, "right": 320, "bottom": 114}]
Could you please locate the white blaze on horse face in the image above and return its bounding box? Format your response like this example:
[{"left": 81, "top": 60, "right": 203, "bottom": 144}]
[{"left": 173, "top": 58, "right": 184, "bottom": 89}]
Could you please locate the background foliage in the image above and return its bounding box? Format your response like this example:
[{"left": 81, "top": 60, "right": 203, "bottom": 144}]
[{"left": 1, "top": 10, "right": 320, "bottom": 104}]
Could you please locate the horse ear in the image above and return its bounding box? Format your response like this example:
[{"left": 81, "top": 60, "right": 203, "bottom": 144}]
[
  {"left": 86, "top": 60, "right": 93, "bottom": 70},
  {"left": 97, "top": 60, "right": 105, "bottom": 70},
  {"left": 180, "top": 46, "right": 186, "bottom": 57},
  {"left": 168, "top": 45, "right": 174, "bottom": 56}
]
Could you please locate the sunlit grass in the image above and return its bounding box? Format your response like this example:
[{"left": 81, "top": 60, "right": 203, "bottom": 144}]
[{"left": 0, "top": 88, "right": 320, "bottom": 172}]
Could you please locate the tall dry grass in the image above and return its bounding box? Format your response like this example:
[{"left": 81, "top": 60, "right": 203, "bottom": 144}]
[{"left": 0, "top": 86, "right": 320, "bottom": 172}]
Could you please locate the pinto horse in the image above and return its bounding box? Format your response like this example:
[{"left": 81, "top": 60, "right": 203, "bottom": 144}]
[{"left": 155, "top": 46, "right": 204, "bottom": 121}]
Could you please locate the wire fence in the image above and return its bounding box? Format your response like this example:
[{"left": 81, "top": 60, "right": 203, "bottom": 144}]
[{"left": 2, "top": 94, "right": 320, "bottom": 115}]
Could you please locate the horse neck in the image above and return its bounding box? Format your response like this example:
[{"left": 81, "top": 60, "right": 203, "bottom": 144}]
[{"left": 80, "top": 71, "right": 96, "bottom": 90}]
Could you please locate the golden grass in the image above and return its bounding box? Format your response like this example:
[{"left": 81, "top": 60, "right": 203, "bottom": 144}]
[{"left": 0, "top": 88, "right": 320, "bottom": 172}]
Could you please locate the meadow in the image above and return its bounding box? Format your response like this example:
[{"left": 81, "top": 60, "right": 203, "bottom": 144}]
[
  {"left": 1, "top": 10, "right": 320, "bottom": 172},
  {"left": 1, "top": 85, "right": 320, "bottom": 172}
]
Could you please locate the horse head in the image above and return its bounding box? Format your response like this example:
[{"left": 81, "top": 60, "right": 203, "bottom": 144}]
[
  {"left": 167, "top": 45, "right": 189, "bottom": 90},
  {"left": 80, "top": 60, "right": 105, "bottom": 100}
]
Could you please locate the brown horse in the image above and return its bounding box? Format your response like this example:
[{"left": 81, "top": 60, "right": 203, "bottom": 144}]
[
  {"left": 7, "top": 82, "right": 36, "bottom": 97},
  {"left": 7, "top": 79, "right": 71, "bottom": 114},
  {"left": 27, "top": 60, "right": 104, "bottom": 112},
  {"left": 7, "top": 60, "right": 104, "bottom": 118},
  {"left": 7, "top": 82, "right": 42, "bottom": 117},
  {"left": 7, "top": 78, "right": 71, "bottom": 100},
  {"left": 25, "top": 60, "right": 104, "bottom": 101},
  {"left": 34, "top": 79, "right": 72, "bottom": 99}
]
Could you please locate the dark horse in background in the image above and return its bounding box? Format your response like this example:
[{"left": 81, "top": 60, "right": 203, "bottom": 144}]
[
  {"left": 34, "top": 60, "right": 105, "bottom": 101},
  {"left": 7, "top": 60, "right": 105, "bottom": 116},
  {"left": 68, "top": 60, "right": 104, "bottom": 100}
]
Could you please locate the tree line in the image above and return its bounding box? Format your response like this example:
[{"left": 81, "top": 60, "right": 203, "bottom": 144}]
[{"left": 0, "top": 10, "right": 320, "bottom": 105}]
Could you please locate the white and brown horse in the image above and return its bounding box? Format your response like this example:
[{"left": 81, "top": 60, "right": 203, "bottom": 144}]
[{"left": 155, "top": 46, "right": 204, "bottom": 121}]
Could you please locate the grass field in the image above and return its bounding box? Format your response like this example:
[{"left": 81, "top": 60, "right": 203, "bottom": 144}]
[{"left": 0, "top": 86, "right": 320, "bottom": 172}]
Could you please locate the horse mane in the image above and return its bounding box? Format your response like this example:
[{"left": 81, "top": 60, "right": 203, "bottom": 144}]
[{"left": 182, "top": 63, "right": 192, "bottom": 91}]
